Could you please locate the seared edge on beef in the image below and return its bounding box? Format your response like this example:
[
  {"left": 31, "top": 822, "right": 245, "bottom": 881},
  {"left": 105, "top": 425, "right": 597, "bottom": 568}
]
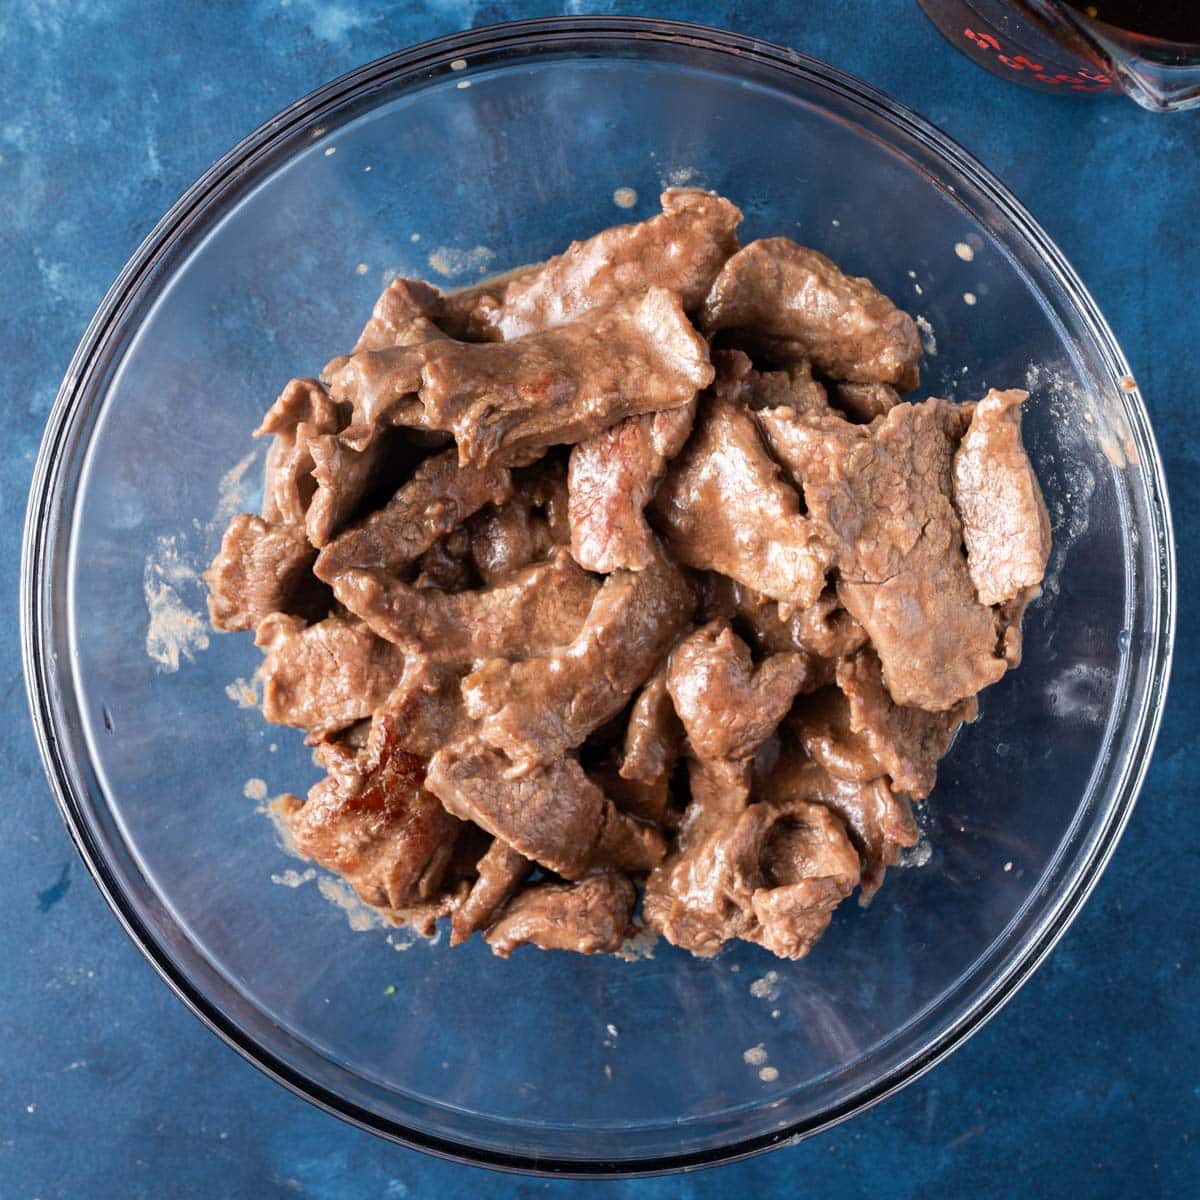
[{"left": 282, "top": 731, "right": 461, "bottom": 914}]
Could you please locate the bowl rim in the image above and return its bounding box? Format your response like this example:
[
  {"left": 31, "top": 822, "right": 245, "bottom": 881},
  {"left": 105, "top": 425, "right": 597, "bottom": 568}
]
[{"left": 20, "top": 14, "right": 1176, "bottom": 1179}]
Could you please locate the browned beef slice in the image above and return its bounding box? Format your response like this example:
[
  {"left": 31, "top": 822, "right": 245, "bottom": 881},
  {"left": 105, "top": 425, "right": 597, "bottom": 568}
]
[
  {"left": 712, "top": 346, "right": 829, "bottom": 414},
  {"left": 762, "top": 748, "right": 916, "bottom": 899},
  {"left": 412, "top": 527, "right": 477, "bottom": 592},
  {"left": 701, "top": 574, "right": 867, "bottom": 662},
  {"left": 641, "top": 758, "right": 750, "bottom": 954},
  {"left": 758, "top": 400, "right": 1006, "bottom": 710},
  {"left": 370, "top": 657, "right": 474, "bottom": 759},
  {"left": 620, "top": 667, "right": 684, "bottom": 785},
  {"left": 330, "top": 547, "right": 601, "bottom": 661},
  {"left": 590, "top": 757, "right": 673, "bottom": 827},
  {"left": 435, "top": 278, "right": 511, "bottom": 343},
  {"left": 283, "top": 732, "right": 461, "bottom": 911},
  {"left": 321, "top": 278, "right": 449, "bottom": 410},
  {"left": 467, "top": 460, "right": 569, "bottom": 584},
  {"left": 997, "top": 585, "right": 1039, "bottom": 668},
  {"left": 331, "top": 287, "right": 713, "bottom": 467},
  {"left": 486, "top": 188, "right": 742, "bottom": 340},
  {"left": 314, "top": 449, "right": 512, "bottom": 579},
  {"left": 450, "top": 838, "right": 532, "bottom": 947},
  {"left": 422, "top": 286, "right": 713, "bottom": 466},
  {"left": 643, "top": 757, "right": 859, "bottom": 958},
  {"left": 350, "top": 277, "right": 447, "bottom": 355},
  {"left": 953, "top": 388, "right": 1050, "bottom": 607},
  {"left": 256, "top": 613, "right": 405, "bottom": 734},
  {"left": 426, "top": 739, "right": 666, "bottom": 879},
  {"left": 836, "top": 649, "right": 976, "bottom": 799},
  {"left": 462, "top": 551, "right": 694, "bottom": 771},
  {"left": 256, "top": 378, "right": 342, "bottom": 526},
  {"left": 485, "top": 874, "right": 637, "bottom": 958},
  {"left": 791, "top": 687, "right": 883, "bottom": 784},
  {"left": 667, "top": 623, "right": 811, "bottom": 761},
  {"left": 753, "top": 362, "right": 829, "bottom": 413},
  {"left": 204, "top": 515, "right": 321, "bottom": 632},
  {"left": 304, "top": 283, "right": 454, "bottom": 545},
  {"left": 651, "top": 387, "right": 830, "bottom": 608},
  {"left": 568, "top": 399, "right": 697, "bottom": 574},
  {"left": 700, "top": 238, "right": 922, "bottom": 391},
  {"left": 747, "top": 800, "right": 862, "bottom": 959},
  {"left": 304, "top": 432, "right": 389, "bottom": 550},
  {"left": 834, "top": 381, "right": 901, "bottom": 423}
]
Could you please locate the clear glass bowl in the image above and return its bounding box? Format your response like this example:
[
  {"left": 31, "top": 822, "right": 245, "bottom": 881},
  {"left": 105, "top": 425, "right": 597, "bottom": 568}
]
[{"left": 21, "top": 17, "right": 1174, "bottom": 1177}]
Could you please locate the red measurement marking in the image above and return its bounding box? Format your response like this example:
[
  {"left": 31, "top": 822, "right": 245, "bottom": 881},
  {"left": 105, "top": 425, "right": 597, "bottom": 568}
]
[
  {"left": 964, "top": 27, "right": 1001, "bottom": 51},
  {"left": 964, "top": 26, "right": 1113, "bottom": 87}
]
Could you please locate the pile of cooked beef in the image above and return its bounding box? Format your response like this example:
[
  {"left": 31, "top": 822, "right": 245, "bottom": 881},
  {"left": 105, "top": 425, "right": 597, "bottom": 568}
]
[{"left": 205, "top": 190, "right": 1050, "bottom": 961}]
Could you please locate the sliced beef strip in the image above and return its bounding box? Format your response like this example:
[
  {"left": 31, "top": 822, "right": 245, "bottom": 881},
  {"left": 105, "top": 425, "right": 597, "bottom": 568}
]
[
  {"left": 568, "top": 398, "right": 697, "bottom": 573},
  {"left": 643, "top": 757, "right": 860, "bottom": 958},
  {"left": 700, "top": 238, "right": 922, "bottom": 391},
  {"left": 412, "top": 527, "right": 478, "bottom": 592},
  {"left": 762, "top": 747, "right": 916, "bottom": 899},
  {"left": 329, "top": 287, "right": 714, "bottom": 468},
  {"left": 791, "top": 687, "right": 883, "bottom": 785},
  {"left": 450, "top": 838, "right": 532, "bottom": 947},
  {"left": 835, "top": 649, "right": 976, "bottom": 799},
  {"left": 590, "top": 759, "right": 673, "bottom": 828},
  {"left": 650, "top": 385, "right": 831, "bottom": 609},
  {"left": 641, "top": 758, "right": 752, "bottom": 956},
  {"left": 619, "top": 667, "right": 684, "bottom": 786},
  {"left": 997, "top": 585, "right": 1039, "bottom": 668},
  {"left": 953, "top": 388, "right": 1051, "bottom": 607},
  {"left": 370, "top": 656, "right": 474, "bottom": 759},
  {"left": 256, "top": 613, "right": 405, "bottom": 736},
  {"left": 329, "top": 547, "right": 601, "bottom": 661},
  {"left": 700, "top": 574, "right": 867, "bottom": 662},
  {"left": 467, "top": 460, "right": 569, "bottom": 584},
  {"left": 747, "top": 800, "right": 862, "bottom": 960},
  {"left": 713, "top": 346, "right": 829, "bottom": 414},
  {"left": 484, "top": 188, "right": 743, "bottom": 340},
  {"left": 666, "top": 623, "right": 812, "bottom": 761},
  {"left": 255, "top": 378, "right": 342, "bottom": 526},
  {"left": 485, "top": 873, "right": 637, "bottom": 958},
  {"left": 305, "top": 282, "right": 454, "bottom": 546},
  {"left": 204, "top": 515, "right": 323, "bottom": 632},
  {"left": 421, "top": 286, "right": 714, "bottom": 467},
  {"left": 436, "top": 263, "right": 540, "bottom": 343},
  {"left": 321, "top": 278, "right": 449, "bottom": 412},
  {"left": 758, "top": 400, "right": 1007, "bottom": 710},
  {"left": 833, "top": 381, "right": 900, "bottom": 424},
  {"left": 304, "top": 432, "right": 390, "bottom": 550},
  {"left": 349, "top": 277, "right": 447, "bottom": 356},
  {"left": 314, "top": 449, "right": 513, "bottom": 580},
  {"left": 282, "top": 730, "right": 461, "bottom": 912},
  {"left": 426, "top": 739, "right": 666, "bottom": 879},
  {"left": 462, "top": 551, "right": 694, "bottom": 772}
]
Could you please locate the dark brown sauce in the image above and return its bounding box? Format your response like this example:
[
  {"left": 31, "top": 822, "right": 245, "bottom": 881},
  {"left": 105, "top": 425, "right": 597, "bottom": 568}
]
[{"left": 1066, "top": 1, "right": 1200, "bottom": 42}]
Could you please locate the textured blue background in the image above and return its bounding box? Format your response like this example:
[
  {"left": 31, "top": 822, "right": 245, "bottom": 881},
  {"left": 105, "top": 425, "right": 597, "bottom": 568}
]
[{"left": 1, "top": 3, "right": 1196, "bottom": 1197}]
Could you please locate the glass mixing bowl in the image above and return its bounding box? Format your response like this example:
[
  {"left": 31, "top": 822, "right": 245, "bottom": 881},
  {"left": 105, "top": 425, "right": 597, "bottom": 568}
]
[{"left": 21, "top": 16, "right": 1174, "bottom": 1177}]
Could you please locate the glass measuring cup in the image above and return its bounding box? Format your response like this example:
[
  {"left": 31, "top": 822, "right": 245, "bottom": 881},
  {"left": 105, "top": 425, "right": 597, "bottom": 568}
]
[{"left": 917, "top": 0, "right": 1200, "bottom": 110}]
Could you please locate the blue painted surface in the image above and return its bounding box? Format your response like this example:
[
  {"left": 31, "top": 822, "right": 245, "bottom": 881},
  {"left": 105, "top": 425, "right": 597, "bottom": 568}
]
[{"left": 0, "top": 2, "right": 1195, "bottom": 1196}]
